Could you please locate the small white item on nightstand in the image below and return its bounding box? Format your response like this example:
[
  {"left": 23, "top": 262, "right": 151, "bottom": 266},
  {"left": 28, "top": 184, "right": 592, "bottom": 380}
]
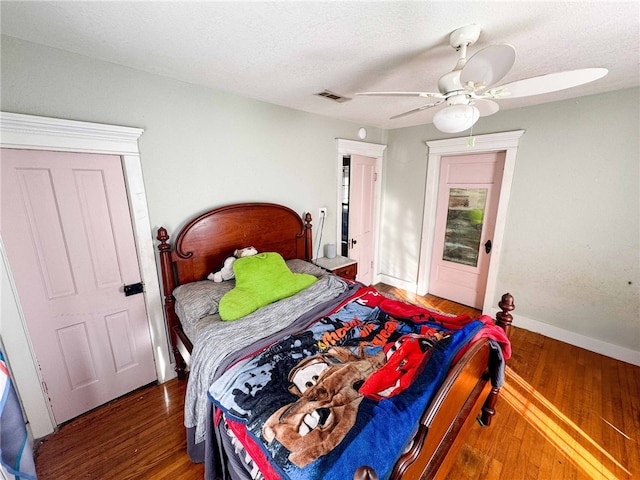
[{"left": 324, "top": 244, "right": 336, "bottom": 259}]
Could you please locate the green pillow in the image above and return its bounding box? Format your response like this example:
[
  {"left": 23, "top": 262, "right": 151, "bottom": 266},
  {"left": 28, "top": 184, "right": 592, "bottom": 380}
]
[{"left": 219, "top": 252, "right": 317, "bottom": 321}]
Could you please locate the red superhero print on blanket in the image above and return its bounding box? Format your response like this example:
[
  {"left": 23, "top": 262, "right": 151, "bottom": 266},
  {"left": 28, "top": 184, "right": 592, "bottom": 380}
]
[{"left": 360, "top": 327, "right": 452, "bottom": 400}]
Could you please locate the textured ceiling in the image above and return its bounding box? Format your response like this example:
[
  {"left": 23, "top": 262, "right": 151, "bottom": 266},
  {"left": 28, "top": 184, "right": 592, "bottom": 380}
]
[{"left": 1, "top": 1, "right": 638, "bottom": 129}]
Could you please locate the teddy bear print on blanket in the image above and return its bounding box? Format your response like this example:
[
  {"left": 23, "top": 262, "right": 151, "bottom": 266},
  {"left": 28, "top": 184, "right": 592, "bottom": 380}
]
[{"left": 208, "top": 247, "right": 258, "bottom": 282}]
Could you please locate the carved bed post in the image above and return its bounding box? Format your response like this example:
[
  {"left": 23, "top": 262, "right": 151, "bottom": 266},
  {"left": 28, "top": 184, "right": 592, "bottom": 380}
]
[
  {"left": 495, "top": 292, "right": 515, "bottom": 338},
  {"left": 304, "top": 212, "right": 313, "bottom": 261},
  {"left": 353, "top": 466, "right": 379, "bottom": 480},
  {"left": 480, "top": 292, "right": 515, "bottom": 426},
  {"left": 157, "top": 227, "right": 187, "bottom": 380},
  {"left": 480, "top": 389, "right": 500, "bottom": 427}
]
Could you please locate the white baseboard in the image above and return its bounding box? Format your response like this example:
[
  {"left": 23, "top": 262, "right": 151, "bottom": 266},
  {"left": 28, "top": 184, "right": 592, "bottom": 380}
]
[
  {"left": 376, "top": 274, "right": 418, "bottom": 293},
  {"left": 489, "top": 310, "right": 640, "bottom": 367}
]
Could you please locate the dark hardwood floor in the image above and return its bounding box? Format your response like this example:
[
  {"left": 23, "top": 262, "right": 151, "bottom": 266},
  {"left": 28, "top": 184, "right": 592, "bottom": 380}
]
[
  {"left": 34, "top": 378, "right": 204, "bottom": 480},
  {"left": 35, "top": 285, "right": 639, "bottom": 480}
]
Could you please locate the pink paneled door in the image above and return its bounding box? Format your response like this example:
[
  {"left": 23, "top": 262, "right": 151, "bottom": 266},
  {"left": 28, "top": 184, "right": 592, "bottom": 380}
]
[
  {"left": 1, "top": 148, "right": 156, "bottom": 424},
  {"left": 429, "top": 152, "right": 505, "bottom": 309},
  {"left": 348, "top": 155, "right": 377, "bottom": 285}
]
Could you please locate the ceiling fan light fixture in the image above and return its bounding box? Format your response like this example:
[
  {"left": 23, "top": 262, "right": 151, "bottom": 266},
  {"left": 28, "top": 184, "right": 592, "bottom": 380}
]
[
  {"left": 359, "top": 25, "right": 609, "bottom": 127},
  {"left": 433, "top": 104, "right": 480, "bottom": 133}
]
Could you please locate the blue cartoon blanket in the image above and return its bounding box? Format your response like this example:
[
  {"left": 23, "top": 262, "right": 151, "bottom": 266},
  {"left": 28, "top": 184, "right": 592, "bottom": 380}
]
[{"left": 208, "top": 287, "right": 484, "bottom": 480}]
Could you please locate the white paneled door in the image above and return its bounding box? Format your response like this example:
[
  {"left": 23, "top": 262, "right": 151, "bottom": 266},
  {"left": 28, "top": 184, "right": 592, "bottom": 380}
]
[
  {"left": 1, "top": 148, "right": 156, "bottom": 424},
  {"left": 429, "top": 152, "right": 505, "bottom": 309},
  {"left": 348, "top": 155, "right": 377, "bottom": 285}
]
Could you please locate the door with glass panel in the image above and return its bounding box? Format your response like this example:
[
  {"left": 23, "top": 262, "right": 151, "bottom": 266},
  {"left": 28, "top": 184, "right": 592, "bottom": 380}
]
[{"left": 429, "top": 152, "right": 505, "bottom": 308}]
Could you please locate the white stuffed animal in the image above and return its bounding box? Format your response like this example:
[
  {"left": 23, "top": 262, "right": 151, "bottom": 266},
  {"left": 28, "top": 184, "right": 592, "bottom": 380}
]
[
  {"left": 208, "top": 257, "right": 236, "bottom": 282},
  {"left": 207, "top": 246, "right": 258, "bottom": 282},
  {"left": 234, "top": 246, "right": 258, "bottom": 258}
]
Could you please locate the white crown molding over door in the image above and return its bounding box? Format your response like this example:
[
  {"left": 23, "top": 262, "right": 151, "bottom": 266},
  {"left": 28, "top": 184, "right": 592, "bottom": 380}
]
[
  {"left": 336, "top": 139, "right": 386, "bottom": 285},
  {"left": 417, "top": 130, "right": 525, "bottom": 313},
  {"left": 0, "top": 112, "right": 172, "bottom": 437}
]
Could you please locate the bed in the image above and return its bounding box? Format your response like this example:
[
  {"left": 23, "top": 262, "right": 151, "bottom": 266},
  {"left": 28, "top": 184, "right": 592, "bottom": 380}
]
[{"left": 156, "top": 202, "right": 515, "bottom": 480}]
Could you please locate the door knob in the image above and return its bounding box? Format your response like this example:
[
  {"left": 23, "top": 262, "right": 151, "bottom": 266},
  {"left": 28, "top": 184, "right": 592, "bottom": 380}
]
[
  {"left": 351, "top": 238, "right": 357, "bottom": 247},
  {"left": 124, "top": 282, "right": 144, "bottom": 296},
  {"left": 484, "top": 239, "right": 492, "bottom": 254}
]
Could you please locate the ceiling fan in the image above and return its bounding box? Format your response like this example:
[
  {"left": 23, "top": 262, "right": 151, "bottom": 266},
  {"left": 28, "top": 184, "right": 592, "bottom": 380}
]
[{"left": 356, "top": 24, "right": 608, "bottom": 133}]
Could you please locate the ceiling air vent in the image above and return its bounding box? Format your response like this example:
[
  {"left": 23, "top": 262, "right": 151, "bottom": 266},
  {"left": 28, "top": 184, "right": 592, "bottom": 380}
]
[{"left": 315, "top": 90, "right": 351, "bottom": 103}]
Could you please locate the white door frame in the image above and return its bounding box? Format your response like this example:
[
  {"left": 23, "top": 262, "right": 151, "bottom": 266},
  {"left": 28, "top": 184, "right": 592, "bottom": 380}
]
[
  {"left": 336, "top": 139, "right": 386, "bottom": 285},
  {"left": 417, "top": 130, "right": 525, "bottom": 313},
  {"left": 0, "top": 112, "right": 172, "bottom": 437}
]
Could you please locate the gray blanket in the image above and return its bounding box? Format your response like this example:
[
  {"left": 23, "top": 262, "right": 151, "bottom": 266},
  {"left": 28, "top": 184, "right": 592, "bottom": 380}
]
[{"left": 186, "top": 274, "right": 349, "bottom": 444}]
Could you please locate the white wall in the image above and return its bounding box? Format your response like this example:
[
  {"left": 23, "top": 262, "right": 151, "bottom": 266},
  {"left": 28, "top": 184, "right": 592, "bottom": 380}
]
[
  {"left": 0, "top": 36, "right": 383, "bottom": 437},
  {"left": 0, "top": 36, "right": 384, "bottom": 233},
  {"left": 383, "top": 88, "right": 640, "bottom": 363}
]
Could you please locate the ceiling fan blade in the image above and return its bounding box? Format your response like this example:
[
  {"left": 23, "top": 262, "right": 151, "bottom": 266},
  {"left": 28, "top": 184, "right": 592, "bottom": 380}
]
[
  {"left": 390, "top": 99, "right": 445, "bottom": 119},
  {"left": 356, "top": 91, "right": 443, "bottom": 99},
  {"left": 461, "top": 44, "right": 517, "bottom": 90},
  {"left": 472, "top": 98, "right": 500, "bottom": 117},
  {"left": 486, "top": 68, "right": 608, "bottom": 99}
]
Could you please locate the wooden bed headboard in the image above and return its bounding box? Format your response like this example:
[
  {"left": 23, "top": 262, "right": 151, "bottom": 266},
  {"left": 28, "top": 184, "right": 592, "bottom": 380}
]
[
  {"left": 158, "top": 202, "right": 313, "bottom": 289},
  {"left": 156, "top": 202, "right": 313, "bottom": 377}
]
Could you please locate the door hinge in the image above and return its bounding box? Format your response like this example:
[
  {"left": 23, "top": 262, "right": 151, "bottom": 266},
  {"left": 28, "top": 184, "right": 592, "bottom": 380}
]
[
  {"left": 374, "top": 172, "right": 378, "bottom": 181},
  {"left": 35, "top": 361, "right": 48, "bottom": 394}
]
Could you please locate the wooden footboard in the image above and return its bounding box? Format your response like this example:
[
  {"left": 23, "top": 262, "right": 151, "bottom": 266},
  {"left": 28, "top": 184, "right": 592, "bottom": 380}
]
[
  {"left": 394, "top": 340, "right": 492, "bottom": 479},
  {"left": 354, "top": 293, "right": 515, "bottom": 480}
]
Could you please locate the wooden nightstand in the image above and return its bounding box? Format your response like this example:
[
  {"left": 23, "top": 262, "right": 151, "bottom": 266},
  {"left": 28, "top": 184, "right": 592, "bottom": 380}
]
[{"left": 315, "top": 256, "right": 358, "bottom": 281}]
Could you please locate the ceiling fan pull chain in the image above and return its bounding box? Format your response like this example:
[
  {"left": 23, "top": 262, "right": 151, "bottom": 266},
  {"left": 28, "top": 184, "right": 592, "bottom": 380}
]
[{"left": 467, "top": 123, "right": 476, "bottom": 148}]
